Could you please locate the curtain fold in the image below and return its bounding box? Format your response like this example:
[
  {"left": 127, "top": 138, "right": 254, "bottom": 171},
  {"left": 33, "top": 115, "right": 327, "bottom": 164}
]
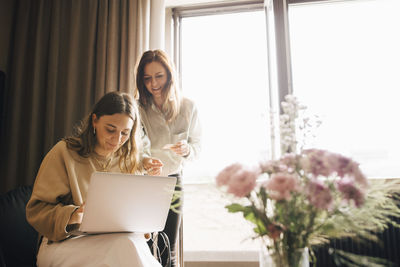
[{"left": 0, "top": 0, "right": 156, "bottom": 193}]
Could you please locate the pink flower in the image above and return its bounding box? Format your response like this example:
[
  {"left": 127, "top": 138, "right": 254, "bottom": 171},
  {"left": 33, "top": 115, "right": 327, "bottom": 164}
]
[
  {"left": 326, "top": 152, "right": 353, "bottom": 177},
  {"left": 325, "top": 152, "right": 368, "bottom": 187},
  {"left": 302, "top": 149, "right": 368, "bottom": 189},
  {"left": 259, "top": 160, "right": 286, "bottom": 174},
  {"left": 302, "top": 149, "right": 334, "bottom": 177},
  {"left": 306, "top": 179, "right": 333, "bottom": 210},
  {"left": 216, "top": 163, "right": 260, "bottom": 197},
  {"left": 216, "top": 163, "right": 242, "bottom": 186},
  {"left": 263, "top": 173, "right": 299, "bottom": 201},
  {"left": 280, "top": 153, "right": 298, "bottom": 172},
  {"left": 337, "top": 177, "right": 365, "bottom": 208}
]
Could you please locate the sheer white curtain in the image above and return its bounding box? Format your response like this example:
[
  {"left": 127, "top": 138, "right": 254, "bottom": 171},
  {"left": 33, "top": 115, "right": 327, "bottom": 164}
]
[{"left": 138, "top": 0, "right": 166, "bottom": 52}]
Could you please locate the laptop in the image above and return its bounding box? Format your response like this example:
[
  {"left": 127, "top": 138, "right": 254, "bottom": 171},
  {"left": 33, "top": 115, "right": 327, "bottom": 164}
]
[{"left": 71, "top": 172, "right": 177, "bottom": 235}]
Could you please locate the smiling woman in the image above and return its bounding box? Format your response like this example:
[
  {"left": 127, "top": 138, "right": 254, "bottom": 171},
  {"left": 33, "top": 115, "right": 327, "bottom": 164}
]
[
  {"left": 135, "top": 49, "right": 202, "bottom": 267},
  {"left": 143, "top": 62, "right": 169, "bottom": 108}
]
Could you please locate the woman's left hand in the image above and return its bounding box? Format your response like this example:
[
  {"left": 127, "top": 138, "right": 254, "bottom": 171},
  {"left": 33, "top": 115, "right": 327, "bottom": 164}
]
[
  {"left": 68, "top": 203, "right": 85, "bottom": 225},
  {"left": 170, "top": 140, "right": 190, "bottom": 157}
]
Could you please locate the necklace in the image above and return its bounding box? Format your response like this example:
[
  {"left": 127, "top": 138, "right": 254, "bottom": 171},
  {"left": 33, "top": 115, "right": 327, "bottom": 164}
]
[{"left": 93, "top": 156, "right": 113, "bottom": 172}]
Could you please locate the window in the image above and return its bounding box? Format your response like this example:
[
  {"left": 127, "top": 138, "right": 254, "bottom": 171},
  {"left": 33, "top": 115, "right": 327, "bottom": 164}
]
[
  {"left": 288, "top": 0, "right": 400, "bottom": 178},
  {"left": 174, "top": 5, "right": 269, "bottom": 258}
]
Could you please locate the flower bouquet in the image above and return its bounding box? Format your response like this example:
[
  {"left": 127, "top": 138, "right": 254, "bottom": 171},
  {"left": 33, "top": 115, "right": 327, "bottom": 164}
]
[{"left": 216, "top": 95, "right": 400, "bottom": 267}]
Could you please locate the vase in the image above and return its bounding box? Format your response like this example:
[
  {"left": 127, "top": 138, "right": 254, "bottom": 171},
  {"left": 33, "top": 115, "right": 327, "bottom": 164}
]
[{"left": 259, "top": 246, "right": 309, "bottom": 267}]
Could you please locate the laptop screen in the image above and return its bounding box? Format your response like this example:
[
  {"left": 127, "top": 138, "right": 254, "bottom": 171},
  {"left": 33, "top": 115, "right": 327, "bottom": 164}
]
[{"left": 79, "top": 172, "right": 177, "bottom": 234}]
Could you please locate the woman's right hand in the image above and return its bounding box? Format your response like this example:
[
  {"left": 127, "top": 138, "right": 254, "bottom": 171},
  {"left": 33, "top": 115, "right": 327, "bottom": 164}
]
[
  {"left": 143, "top": 157, "right": 163, "bottom": 176},
  {"left": 68, "top": 203, "right": 85, "bottom": 225}
]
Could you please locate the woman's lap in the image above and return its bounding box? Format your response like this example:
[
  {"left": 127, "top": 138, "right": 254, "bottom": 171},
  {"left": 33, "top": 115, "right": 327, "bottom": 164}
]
[{"left": 37, "top": 233, "right": 161, "bottom": 267}]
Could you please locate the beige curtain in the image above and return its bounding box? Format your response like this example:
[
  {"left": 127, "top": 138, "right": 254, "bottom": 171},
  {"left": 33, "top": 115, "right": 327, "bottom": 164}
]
[{"left": 0, "top": 0, "right": 158, "bottom": 193}]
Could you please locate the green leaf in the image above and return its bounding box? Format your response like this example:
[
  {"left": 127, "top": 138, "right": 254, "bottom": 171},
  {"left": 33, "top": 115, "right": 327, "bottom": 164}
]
[
  {"left": 243, "top": 207, "right": 257, "bottom": 223},
  {"left": 332, "top": 249, "right": 396, "bottom": 267},
  {"left": 225, "top": 203, "right": 246, "bottom": 213}
]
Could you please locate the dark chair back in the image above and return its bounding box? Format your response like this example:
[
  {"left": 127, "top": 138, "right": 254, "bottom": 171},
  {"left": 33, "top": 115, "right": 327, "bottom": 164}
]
[{"left": 0, "top": 185, "right": 37, "bottom": 267}]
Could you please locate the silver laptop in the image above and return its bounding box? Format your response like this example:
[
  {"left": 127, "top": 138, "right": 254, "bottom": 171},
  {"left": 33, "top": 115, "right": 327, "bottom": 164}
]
[{"left": 71, "top": 172, "right": 177, "bottom": 235}]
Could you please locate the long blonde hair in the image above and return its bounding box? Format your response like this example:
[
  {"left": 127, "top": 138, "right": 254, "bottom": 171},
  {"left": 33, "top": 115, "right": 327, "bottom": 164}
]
[
  {"left": 64, "top": 91, "right": 143, "bottom": 173},
  {"left": 135, "top": 50, "right": 181, "bottom": 122}
]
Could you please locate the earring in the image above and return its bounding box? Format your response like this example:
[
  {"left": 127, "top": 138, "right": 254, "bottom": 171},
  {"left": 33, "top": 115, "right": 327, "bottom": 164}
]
[{"left": 93, "top": 128, "right": 96, "bottom": 135}]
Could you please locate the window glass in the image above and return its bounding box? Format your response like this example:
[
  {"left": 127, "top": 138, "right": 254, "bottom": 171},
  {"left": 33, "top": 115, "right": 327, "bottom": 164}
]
[
  {"left": 180, "top": 10, "right": 269, "bottom": 254},
  {"left": 288, "top": 0, "right": 400, "bottom": 178},
  {"left": 181, "top": 11, "right": 271, "bottom": 183}
]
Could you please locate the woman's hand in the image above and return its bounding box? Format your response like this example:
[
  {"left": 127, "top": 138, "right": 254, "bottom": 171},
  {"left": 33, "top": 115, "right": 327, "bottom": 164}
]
[
  {"left": 170, "top": 140, "right": 190, "bottom": 157},
  {"left": 143, "top": 157, "right": 163, "bottom": 175},
  {"left": 68, "top": 203, "right": 85, "bottom": 225}
]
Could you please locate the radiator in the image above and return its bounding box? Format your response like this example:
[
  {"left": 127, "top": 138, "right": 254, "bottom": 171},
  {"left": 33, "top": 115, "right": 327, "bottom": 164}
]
[{"left": 312, "top": 213, "right": 400, "bottom": 266}]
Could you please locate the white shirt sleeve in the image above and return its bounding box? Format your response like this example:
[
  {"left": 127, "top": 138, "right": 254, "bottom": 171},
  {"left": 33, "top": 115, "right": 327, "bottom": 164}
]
[{"left": 185, "top": 102, "right": 201, "bottom": 161}]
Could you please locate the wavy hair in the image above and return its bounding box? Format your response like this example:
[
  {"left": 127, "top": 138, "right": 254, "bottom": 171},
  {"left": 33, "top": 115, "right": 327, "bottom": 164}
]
[
  {"left": 134, "top": 49, "right": 181, "bottom": 122},
  {"left": 64, "top": 91, "right": 142, "bottom": 173}
]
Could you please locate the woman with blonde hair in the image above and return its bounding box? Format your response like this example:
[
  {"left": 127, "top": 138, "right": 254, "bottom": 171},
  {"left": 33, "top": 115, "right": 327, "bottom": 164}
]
[
  {"left": 26, "top": 91, "right": 162, "bottom": 266},
  {"left": 135, "top": 50, "right": 202, "bottom": 267}
]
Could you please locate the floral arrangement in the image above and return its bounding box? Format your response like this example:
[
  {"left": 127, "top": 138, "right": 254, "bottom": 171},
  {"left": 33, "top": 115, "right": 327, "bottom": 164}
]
[{"left": 216, "top": 95, "right": 400, "bottom": 267}]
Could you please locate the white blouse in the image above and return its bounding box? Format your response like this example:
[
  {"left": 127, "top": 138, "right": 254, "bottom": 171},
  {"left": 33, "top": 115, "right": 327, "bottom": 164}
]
[{"left": 140, "top": 97, "right": 201, "bottom": 176}]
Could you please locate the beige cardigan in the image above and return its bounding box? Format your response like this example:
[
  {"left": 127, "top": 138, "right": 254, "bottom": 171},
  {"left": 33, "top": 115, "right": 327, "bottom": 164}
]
[{"left": 26, "top": 141, "right": 139, "bottom": 242}]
